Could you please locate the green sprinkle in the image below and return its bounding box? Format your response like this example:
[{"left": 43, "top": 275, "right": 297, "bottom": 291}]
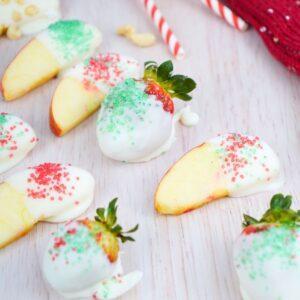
[
  {"left": 48, "top": 20, "right": 95, "bottom": 62},
  {"left": 97, "top": 79, "right": 149, "bottom": 137},
  {"left": 235, "top": 226, "right": 300, "bottom": 280},
  {"left": 0, "top": 114, "right": 7, "bottom": 125}
]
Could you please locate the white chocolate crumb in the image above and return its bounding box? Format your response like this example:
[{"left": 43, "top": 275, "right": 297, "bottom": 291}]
[
  {"left": 6, "top": 24, "right": 21, "bottom": 39},
  {"left": 179, "top": 106, "right": 199, "bottom": 127},
  {"left": 117, "top": 24, "right": 135, "bottom": 37},
  {"left": 24, "top": 4, "right": 39, "bottom": 16},
  {"left": 117, "top": 24, "right": 156, "bottom": 48},
  {"left": 0, "top": 0, "right": 10, "bottom": 4},
  {"left": 129, "top": 33, "right": 156, "bottom": 47},
  {"left": 12, "top": 10, "right": 22, "bottom": 22}
]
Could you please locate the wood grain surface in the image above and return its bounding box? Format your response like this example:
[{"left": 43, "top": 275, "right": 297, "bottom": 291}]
[{"left": 0, "top": 0, "right": 299, "bottom": 299}]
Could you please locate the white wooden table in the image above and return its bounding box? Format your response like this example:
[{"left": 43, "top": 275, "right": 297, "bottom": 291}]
[{"left": 0, "top": 0, "right": 299, "bottom": 299}]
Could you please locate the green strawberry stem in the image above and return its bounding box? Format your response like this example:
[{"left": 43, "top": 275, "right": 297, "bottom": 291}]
[
  {"left": 243, "top": 194, "right": 300, "bottom": 228},
  {"left": 143, "top": 60, "right": 196, "bottom": 101},
  {"left": 95, "top": 198, "right": 138, "bottom": 243}
]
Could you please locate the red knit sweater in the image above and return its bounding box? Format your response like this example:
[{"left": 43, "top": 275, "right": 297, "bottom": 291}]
[{"left": 223, "top": 0, "right": 300, "bottom": 75}]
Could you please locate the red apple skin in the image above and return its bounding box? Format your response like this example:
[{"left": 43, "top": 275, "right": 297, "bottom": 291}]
[{"left": 49, "top": 104, "right": 62, "bottom": 137}]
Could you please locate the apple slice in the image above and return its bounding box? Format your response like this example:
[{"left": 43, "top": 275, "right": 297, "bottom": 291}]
[
  {"left": 2, "top": 39, "right": 60, "bottom": 101},
  {"left": 155, "top": 133, "right": 283, "bottom": 215},
  {"left": 50, "top": 53, "right": 140, "bottom": 136},
  {"left": 0, "top": 162, "right": 95, "bottom": 249},
  {"left": 0, "top": 183, "right": 35, "bottom": 249},
  {"left": 50, "top": 77, "right": 104, "bottom": 136},
  {"left": 1, "top": 20, "right": 101, "bottom": 101}
]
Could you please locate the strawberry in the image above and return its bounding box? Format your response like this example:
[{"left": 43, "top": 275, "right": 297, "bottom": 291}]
[
  {"left": 43, "top": 198, "right": 139, "bottom": 298},
  {"left": 81, "top": 198, "right": 138, "bottom": 263},
  {"left": 234, "top": 194, "right": 300, "bottom": 300},
  {"left": 97, "top": 60, "right": 197, "bottom": 162},
  {"left": 143, "top": 60, "right": 196, "bottom": 114}
]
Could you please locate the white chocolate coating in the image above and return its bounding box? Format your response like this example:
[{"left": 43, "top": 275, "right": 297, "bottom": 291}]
[
  {"left": 36, "top": 20, "right": 102, "bottom": 69},
  {"left": 96, "top": 79, "right": 175, "bottom": 163},
  {"left": 0, "top": 113, "right": 37, "bottom": 174},
  {"left": 179, "top": 106, "right": 199, "bottom": 127},
  {"left": 5, "top": 163, "right": 95, "bottom": 222},
  {"left": 43, "top": 221, "right": 142, "bottom": 299},
  {"left": 0, "top": 0, "right": 61, "bottom": 35},
  {"left": 208, "top": 133, "right": 283, "bottom": 197},
  {"left": 234, "top": 226, "right": 300, "bottom": 300},
  {"left": 64, "top": 53, "right": 141, "bottom": 94}
]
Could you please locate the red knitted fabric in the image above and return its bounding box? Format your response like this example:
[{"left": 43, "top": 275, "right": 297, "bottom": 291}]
[{"left": 223, "top": 0, "right": 300, "bottom": 75}]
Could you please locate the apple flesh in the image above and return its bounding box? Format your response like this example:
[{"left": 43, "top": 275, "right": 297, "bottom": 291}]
[
  {"left": 2, "top": 39, "right": 60, "bottom": 101},
  {"left": 0, "top": 183, "right": 35, "bottom": 249},
  {"left": 50, "top": 77, "right": 105, "bottom": 136},
  {"left": 155, "top": 143, "right": 228, "bottom": 215}
]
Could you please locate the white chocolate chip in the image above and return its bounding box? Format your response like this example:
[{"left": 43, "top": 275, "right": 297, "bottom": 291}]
[
  {"left": 15, "top": 0, "right": 24, "bottom": 4},
  {"left": 117, "top": 25, "right": 135, "bottom": 37},
  {"left": 12, "top": 10, "right": 22, "bottom": 22},
  {"left": 179, "top": 106, "right": 199, "bottom": 127},
  {"left": 24, "top": 4, "right": 39, "bottom": 16},
  {"left": 129, "top": 32, "right": 156, "bottom": 47},
  {"left": 0, "top": 0, "right": 10, "bottom": 4},
  {"left": 6, "top": 24, "right": 22, "bottom": 39}
]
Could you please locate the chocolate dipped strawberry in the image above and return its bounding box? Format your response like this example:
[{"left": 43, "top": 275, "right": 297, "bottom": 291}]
[
  {"left": 96, "top": 60, "right": 196, "bottom": 162},
  {"left": 43, "top": 198, "right": 141, "bottom": 299},
  {"left": 234, "top": 194, "right": 300, "bottom": 300}
]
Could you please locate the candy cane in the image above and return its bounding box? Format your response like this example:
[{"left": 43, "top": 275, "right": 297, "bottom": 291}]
[
  {"left": 201, "top": 0, "right": 249, "bottom": 31},
  {"left": 142, "top": 0, "right": 185, "bottom": 60}
]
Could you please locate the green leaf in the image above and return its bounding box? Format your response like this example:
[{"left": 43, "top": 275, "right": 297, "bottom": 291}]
[
  {"left": 243, "top": 214, "right": 259, "bottom": 227},
  {"left": 157, "top": 60, "right": 173, "bottom": 81},
  {"left": 271, "top": 194, "right": 291, "bottom": 210},
  {"left": 173, "top": 93, "right": 192, "bottom": 101},
  {"left": 96, "top": 208, "right": 105, "bottom": 221},
  {"left": 124, "top": 224, "right": 139, "bottom": 233},
  {"left": 171, "top": 76, "right": 196, "bottom": 93},
  {"left": 143, "top": 60, "right": 197, "bottom": 102},
  {"left": 144, "top": 61, "right": 157, "bottom": 70},
  {"left": 242, "top": 194, "right": 299, "bottom": 228},
  {"left": 111, "top": 224, "right": 123, "bottom": 234},
  {"left": 120, "top": 235, "right": 135, "bottom": 243},
  {"left": 94, "top": 198, "right": 139, "bottom": 244},
  {"left": 106, "top": 198, "right": 118, "bottom": 226}
]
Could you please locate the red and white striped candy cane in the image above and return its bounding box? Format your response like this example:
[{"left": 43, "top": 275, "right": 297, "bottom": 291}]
[
  {"left": 142, "top": 0, "right": 185, "bottom": 60},
  {"left": 201, "top": 0, "right": 249, "bottom": 31}
]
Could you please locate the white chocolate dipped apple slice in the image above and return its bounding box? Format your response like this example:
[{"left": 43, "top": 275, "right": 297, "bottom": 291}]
[
  {"left": 2, "top": 20, "right": 101, "bottom": 101},
  {"left": 0, "top": 0, "right": 61, "bottom": 39},
  {"left": 0, "top": 112, "right": 37, "bottom": 174},
  {"left": 43, "top": 199, "right": 142, "bottom": 299},
  {"left": 155, "top": 133, "right": 283, "bottom": 215},
  {"left": 50, "top": 53, "right": 140, "bottom": 136},
  {"left": 0, "top": 163, "right": 95, "bottom": 249}
]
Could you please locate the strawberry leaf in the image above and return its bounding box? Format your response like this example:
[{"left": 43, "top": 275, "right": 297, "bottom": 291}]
[
  {"left": 94, "top": 198, "right": 139, "bottom": 243},
  {"left": 243, "top": 214, "right": 259, "bottom": 227},
  {"left": 96, "top": 208, "right": 105, "bottom": 221},
  {"left": 143, "top": 60, "right": 197, "bottom": 102},
  {"left": 171, "top": 76, "right": 196, "bottom": 93},
  {"left": 157, "top": 60, "right": 173, "bottom": 81},
  {"left": 242, "top": 194, "right": 299, "bottom": 228},
  {"left": 124, "top": 224, "right": 139, "bottom": 233},
  {"left": 173, "top": 93, "right": 192, "bottom": 101},
  {"left": 106, "top": 198, "right": 118, "bottom": 226}
]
